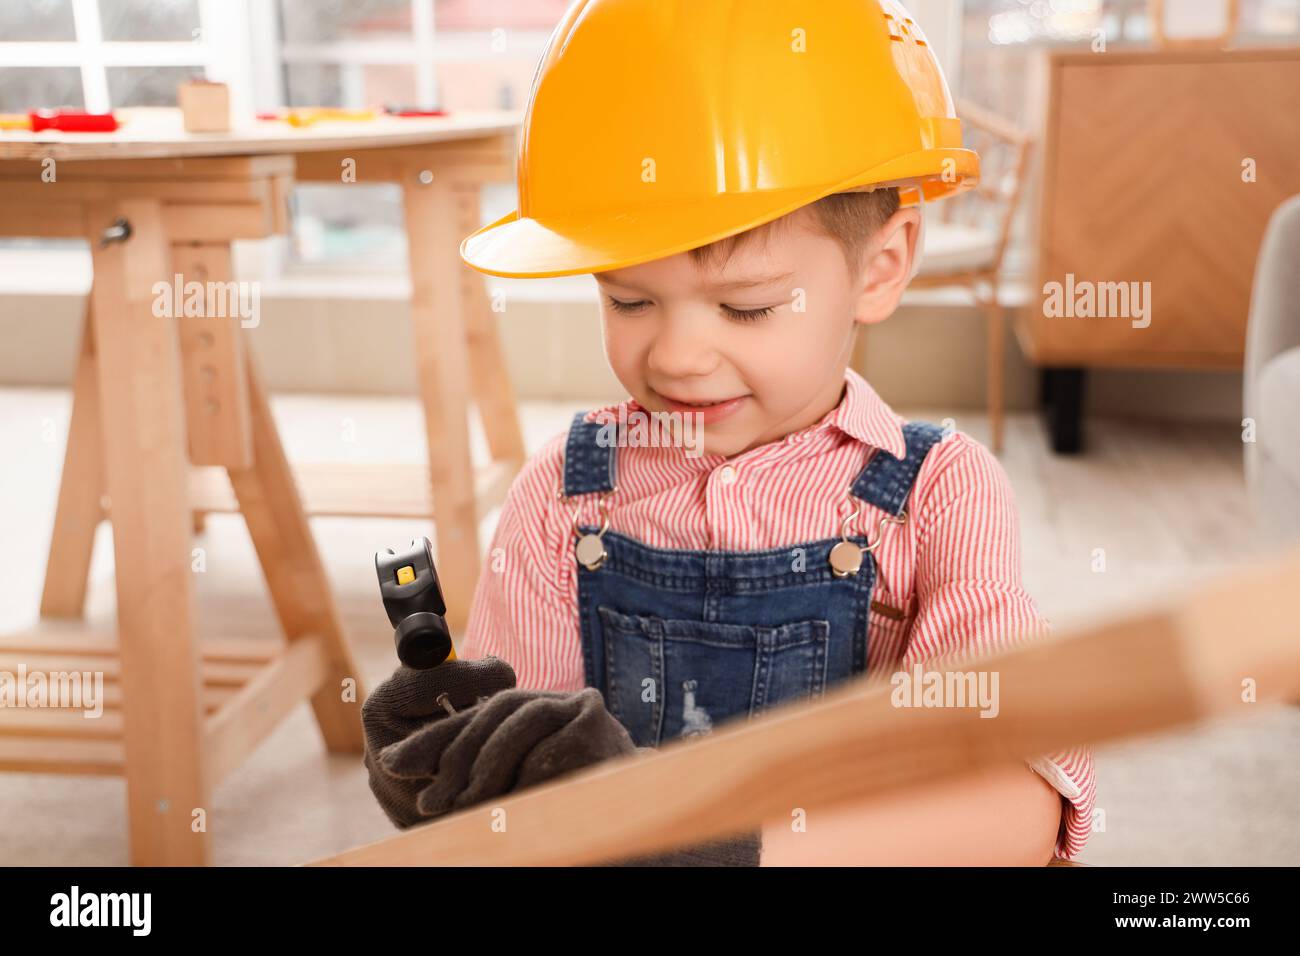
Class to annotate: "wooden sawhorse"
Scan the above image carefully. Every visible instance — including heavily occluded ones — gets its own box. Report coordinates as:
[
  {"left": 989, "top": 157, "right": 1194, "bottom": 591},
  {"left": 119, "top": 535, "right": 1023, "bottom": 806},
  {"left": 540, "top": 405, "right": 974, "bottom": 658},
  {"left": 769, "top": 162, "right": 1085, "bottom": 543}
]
[{"left": 0, "top": 154, "right": 363, "bottom": 865}]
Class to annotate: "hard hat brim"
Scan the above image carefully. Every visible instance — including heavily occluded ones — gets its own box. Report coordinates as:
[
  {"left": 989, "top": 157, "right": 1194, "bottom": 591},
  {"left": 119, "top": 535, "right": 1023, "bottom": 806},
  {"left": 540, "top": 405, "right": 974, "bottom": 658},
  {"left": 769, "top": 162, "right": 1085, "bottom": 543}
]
[{"left": 460, "top": 148, "right": 978, "bottom": 279}]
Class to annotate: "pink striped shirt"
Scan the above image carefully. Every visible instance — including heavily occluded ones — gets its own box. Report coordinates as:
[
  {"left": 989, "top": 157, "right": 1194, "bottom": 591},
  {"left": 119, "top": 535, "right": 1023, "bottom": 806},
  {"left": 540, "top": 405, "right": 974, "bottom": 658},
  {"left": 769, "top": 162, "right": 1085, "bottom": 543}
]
[{"left": 462, "top": 366, "right": 1097, "bottom": 859}]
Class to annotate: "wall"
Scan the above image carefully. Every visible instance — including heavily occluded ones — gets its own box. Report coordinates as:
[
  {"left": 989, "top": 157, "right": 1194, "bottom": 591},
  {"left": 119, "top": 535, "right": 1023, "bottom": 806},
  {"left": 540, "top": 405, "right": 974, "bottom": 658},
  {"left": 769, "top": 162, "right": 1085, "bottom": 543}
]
[{"left": 0, "top": 285, "right": 1244, "bottom": 427}]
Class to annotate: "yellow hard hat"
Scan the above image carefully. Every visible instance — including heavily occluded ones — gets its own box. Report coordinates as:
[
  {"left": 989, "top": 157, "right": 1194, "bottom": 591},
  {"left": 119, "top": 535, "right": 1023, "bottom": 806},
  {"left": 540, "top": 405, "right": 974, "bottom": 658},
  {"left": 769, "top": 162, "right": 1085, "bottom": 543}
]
[{"left": 461, "top": 0, "right": 978, "bottom": 279}]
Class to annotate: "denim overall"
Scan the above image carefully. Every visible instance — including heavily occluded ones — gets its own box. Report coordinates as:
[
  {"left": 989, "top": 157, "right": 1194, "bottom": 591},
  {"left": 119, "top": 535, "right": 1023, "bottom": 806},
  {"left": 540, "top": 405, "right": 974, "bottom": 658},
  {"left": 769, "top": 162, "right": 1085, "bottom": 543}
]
[{"left": 561, "top": 411, "right": 948, "bottom": 748}]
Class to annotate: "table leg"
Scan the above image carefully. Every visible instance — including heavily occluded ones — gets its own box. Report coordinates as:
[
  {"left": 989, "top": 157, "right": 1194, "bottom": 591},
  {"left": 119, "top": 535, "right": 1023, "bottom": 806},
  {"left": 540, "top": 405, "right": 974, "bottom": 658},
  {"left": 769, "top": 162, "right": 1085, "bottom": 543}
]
[
  {"left": 40, "top": 306, "right": 106, "bottom": 618},
  {"left": 403, "top": 174, "right": 480, "bottom": 634},
  {"left": 172, "top": 242, "right": 254, "bottom": 470},
  {"left": 227, "top": 351, "right": 366, "bottom": 751},
  {"left": 455, "top": 181, "right": 525, "bottom": 472},
  {"left": 86, "top": 198, "right": 210, "bottom": 865}
]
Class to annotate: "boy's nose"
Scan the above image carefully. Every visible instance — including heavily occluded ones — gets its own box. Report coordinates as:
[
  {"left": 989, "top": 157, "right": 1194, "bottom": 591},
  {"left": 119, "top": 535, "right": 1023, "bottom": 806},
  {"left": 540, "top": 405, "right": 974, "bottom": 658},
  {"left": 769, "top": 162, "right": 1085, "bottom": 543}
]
[
  {"left": 646, "top": 322, "right": 720, "bottom": 382},
  {"left": 647, "top": 335, "right": 722, "bottom": 382}
]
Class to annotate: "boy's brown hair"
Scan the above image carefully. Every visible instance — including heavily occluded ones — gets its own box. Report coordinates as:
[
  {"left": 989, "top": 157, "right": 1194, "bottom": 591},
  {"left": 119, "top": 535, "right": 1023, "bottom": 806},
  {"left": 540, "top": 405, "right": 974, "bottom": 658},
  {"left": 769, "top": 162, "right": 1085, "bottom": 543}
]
[{"left": 688, "top": 187, "right": 901, "bottom": 277}]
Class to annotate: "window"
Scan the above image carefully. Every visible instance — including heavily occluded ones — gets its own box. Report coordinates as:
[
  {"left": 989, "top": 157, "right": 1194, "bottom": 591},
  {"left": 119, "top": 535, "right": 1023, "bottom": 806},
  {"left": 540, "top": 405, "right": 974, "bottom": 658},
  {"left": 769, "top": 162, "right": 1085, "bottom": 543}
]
[
  {"left": 0, "top": 0, "right": 208, "bottom": 112},
  {"left": 0, "top": 0, "right": 561, "bottom": 286},
  {"left": 273, "top": 0, "right": 561, "bottom": 274}
]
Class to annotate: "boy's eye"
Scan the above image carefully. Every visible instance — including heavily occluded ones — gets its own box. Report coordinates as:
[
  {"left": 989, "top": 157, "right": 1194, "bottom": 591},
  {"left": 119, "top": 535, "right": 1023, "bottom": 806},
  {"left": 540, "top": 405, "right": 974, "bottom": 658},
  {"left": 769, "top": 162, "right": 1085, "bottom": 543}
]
[
  {"left": 603, "top": 295, "right": 774, "bottom": 323},
  {"left": 722, "top": 304, "right": 776, "bottom": 323},
  {"left": 605, "top": 296, "right": 650, "bottom": 315}
]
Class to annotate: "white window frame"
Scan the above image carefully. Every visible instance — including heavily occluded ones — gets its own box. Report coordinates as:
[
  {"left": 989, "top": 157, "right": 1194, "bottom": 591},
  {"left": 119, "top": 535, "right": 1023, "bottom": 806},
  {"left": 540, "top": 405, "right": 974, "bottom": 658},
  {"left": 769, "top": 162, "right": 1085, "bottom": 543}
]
[
  {"left": 268, "top": 0, "right": 548, "bottom": 285},
  {"left": 274, "top": 0, "right": 553, "bottom": 110},
  {"left": 0, "top": 0, "right": 256, "bottom": 113}
]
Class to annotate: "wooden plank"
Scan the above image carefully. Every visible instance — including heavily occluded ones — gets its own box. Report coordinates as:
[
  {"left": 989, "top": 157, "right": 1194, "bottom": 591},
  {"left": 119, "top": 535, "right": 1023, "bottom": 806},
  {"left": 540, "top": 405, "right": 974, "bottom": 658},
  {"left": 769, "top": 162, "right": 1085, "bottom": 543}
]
[
  {"left": 0, "top": 654, "right": 262, "bottom": 685},
  {"left": 0, "top": 631, "right": 279, "bottom": 664},
  {"left": 0, "top": 653, "right": 122, "bottom": 679},
  {"left": 204, "top": 635, "right": 330, "bottom": 787},
  {"left": 86, "top": 196, "right": 210, "bottom": 865},
  {"left": 171, "top": 242, "right": 254, "bottom": 469},
  {"left": 191, "top": 459, "right": 515, "bottom": 520},
  {"left": 0, "top": 202, "right": 86, "bottom": 238},
  {"left": 0, "top": 738, "right": 123, "bottom": 776},
  {"left": 200, "top": 661, "right": 264, "bottom": 688},
  {"left": 198, "top": 640, "right": 280, "bottom": 664},
  {"left": 0, "top": 179, "right": 274, "bottom": 203},
  {"left": 96, "top": 683, "right": 241, "bottom": 714},
  {"left": 0, "top": 154, "right": 294, "bottom": 181},
  {"left": 0, "top": 679, "right": 235, "bottom": 715},
  {"left": 161, "top": 202, "right": 275, "bottom": 242},
  {"left": 311, "top": 545, "right": 1300, "bottom": 866},
  {"left": 292, "top": 138, "right": 513, "bottom": 184},
  {"left": 0, "top": 709, "right": 123, "bottom": 740},
  {"left": 40, "top": 317, "right": 106, "bottom": 618},
  {"left": 202, "top": 686, "right": 241, "bottom": 713}
]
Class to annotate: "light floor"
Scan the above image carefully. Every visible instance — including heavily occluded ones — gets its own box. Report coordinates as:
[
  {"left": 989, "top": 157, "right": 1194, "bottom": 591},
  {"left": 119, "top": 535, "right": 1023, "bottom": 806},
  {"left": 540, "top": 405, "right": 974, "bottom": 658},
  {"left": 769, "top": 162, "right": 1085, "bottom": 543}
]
[{"left": 0, "top": 386, "right": 1296, "bottom": 866}]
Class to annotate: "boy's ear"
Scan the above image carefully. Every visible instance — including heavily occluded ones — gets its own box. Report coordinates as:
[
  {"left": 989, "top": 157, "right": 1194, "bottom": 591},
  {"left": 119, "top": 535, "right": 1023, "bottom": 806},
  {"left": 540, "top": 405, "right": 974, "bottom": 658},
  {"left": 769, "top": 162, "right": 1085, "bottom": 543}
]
[{"left": 852, "top": 208, "right": 922, "bottom": 326}]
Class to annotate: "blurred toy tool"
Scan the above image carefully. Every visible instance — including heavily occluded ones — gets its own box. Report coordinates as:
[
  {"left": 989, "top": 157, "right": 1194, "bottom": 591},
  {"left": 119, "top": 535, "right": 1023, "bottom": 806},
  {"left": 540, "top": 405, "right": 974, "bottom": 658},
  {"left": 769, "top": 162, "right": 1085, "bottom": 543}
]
[
  {"left": 0, "top": 109, "right": 119, "bottom": 132},
  {"left": 376, "top": 537, "right": 455, "bottom": 669},
  {"left": 256, "top": 108, "right": 377, "bottom": 128},
  {"left": 383, "top": 106, "right": 448, "bottom": 117}
]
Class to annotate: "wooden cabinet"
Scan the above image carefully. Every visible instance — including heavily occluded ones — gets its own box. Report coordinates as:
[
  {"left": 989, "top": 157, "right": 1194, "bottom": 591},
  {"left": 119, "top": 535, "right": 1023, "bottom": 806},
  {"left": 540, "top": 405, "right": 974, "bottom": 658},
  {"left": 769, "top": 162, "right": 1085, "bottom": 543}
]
[{"left": 1018, "top": 47, "right": 1300, "bottom": 371}]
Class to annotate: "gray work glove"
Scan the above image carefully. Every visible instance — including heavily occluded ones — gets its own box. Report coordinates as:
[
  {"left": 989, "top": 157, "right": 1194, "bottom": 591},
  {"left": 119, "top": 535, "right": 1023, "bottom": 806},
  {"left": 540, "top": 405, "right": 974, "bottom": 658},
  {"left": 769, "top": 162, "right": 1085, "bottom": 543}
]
[
  {"left": 361, "top": 655, "right": 518, "bottom": 828},
  {"left": 361, "top": 656, "right": 761, "bottom": 866}
]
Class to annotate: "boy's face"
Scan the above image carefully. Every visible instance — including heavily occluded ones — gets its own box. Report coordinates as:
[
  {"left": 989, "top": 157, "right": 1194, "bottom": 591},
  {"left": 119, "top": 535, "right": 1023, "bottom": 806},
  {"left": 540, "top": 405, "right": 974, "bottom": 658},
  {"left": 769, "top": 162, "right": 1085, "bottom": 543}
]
[{"left": 594, "top": 206, "right": 920, "bottom": 458}]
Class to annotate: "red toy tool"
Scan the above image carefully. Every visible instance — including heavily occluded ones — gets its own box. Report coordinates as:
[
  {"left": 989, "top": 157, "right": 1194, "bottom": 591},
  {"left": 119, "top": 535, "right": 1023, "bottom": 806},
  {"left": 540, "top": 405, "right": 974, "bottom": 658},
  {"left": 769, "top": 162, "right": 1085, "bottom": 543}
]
[{"left": 28, "top": 109, "right": 119, "bottom": 132}]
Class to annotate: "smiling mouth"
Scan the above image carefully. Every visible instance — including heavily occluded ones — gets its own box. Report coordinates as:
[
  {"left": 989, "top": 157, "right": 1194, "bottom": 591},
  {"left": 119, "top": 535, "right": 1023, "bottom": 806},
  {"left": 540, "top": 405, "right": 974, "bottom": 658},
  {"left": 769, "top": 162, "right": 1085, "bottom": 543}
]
[{"left": 655, "top": 390, "right": 747, "bottom": 408}]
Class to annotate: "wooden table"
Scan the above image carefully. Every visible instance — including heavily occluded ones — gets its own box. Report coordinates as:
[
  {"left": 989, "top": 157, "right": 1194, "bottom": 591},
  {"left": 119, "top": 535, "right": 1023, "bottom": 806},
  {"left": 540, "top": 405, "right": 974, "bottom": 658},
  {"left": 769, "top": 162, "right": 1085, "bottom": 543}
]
[{"left": 0, "top": 107, "right": 525, "bottom": 864}]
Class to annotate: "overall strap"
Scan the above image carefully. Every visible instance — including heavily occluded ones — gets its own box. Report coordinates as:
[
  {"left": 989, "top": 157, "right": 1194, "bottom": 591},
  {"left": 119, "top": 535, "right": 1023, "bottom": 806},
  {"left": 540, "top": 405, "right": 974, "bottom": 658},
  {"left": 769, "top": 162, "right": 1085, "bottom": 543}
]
[
  {"left": 849, "top": 420, "right": 948, "bottom": 517},
  {"left": 562, "top": 409, "right": 617, "bottom": 496}
]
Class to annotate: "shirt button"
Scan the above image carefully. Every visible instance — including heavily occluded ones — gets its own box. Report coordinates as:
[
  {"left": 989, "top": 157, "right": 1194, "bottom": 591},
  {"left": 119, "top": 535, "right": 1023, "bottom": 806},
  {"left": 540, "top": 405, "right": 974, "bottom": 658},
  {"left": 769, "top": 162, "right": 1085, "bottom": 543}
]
[{"left": 719, "top": 464, "right": 738, "bottom": 485}]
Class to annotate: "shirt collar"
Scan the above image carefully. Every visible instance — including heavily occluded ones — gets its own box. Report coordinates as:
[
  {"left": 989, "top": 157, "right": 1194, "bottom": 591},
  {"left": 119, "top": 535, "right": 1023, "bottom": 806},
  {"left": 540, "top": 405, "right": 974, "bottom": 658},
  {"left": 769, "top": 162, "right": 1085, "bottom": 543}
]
[{"left": 823, "top": 367, "right": 908, "bottom": 461}]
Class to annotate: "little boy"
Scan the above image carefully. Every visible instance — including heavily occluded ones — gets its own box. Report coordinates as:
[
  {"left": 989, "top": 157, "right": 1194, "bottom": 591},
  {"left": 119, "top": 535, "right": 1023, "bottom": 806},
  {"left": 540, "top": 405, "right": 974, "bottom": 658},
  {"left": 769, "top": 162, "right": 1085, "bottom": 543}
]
[{"left": 366, "top": 0, "right": 1095, "bottom": 864}]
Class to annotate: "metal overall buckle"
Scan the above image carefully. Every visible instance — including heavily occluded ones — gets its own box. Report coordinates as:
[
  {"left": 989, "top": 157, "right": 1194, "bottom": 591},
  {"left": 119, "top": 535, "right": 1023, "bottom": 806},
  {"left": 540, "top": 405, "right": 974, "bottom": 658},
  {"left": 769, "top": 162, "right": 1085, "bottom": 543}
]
[
  {"left": 829, "top": 505, "right": 908, "bottom": 579},
  {"left": 557, "top": 484, "right": 617, "bottom": 571}
]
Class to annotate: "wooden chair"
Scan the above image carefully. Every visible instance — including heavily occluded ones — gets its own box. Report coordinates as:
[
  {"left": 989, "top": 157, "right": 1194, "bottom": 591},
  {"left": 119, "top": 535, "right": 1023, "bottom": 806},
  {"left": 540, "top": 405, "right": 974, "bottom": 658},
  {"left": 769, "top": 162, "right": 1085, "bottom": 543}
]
[
  {"left": 312, "top": 543, "right": 1300, "bottom": 866},
  {"left": 902, "top": 99, "right": 1034, "bottom": 454}
]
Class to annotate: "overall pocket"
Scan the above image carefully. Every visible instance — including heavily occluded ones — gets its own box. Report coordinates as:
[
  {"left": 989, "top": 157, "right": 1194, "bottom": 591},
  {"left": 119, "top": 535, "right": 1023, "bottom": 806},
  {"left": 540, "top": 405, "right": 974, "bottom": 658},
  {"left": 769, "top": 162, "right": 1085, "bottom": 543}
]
[{"left": 595, "top": 605, "right": 831, "bottom": 747}]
